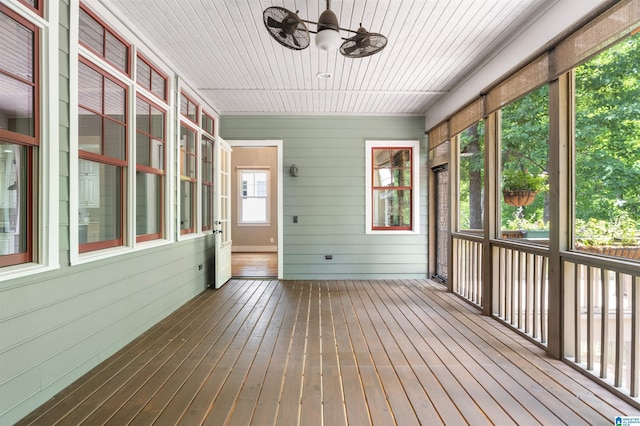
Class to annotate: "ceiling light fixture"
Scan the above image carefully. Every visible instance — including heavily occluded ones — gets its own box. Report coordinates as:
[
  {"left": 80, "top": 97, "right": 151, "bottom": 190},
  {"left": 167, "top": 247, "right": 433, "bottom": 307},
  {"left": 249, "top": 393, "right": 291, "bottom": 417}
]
[
  {"left": 316, "top": 71, "right": 333, "bottom": 79},
  {"left": 263, "top": 0, "right": 387, "bottom": 58}
]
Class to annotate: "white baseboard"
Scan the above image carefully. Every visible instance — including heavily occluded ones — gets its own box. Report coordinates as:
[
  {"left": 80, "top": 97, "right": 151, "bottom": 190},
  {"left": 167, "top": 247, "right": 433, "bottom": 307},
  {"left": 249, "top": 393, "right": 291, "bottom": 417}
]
[{"left": 232, "top": 245, "right": 277, "bottom": 253}]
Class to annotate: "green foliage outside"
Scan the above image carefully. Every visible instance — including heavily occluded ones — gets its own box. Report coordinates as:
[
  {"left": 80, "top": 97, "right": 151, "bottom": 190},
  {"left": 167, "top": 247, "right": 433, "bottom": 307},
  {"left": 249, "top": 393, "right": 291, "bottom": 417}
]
[
  {"left": 574, "top": 34, "right": 640, "bottom": 245},
  {"left": 458, "top": 33, "right": 640, "bottom": 248},
  {"left": 500, "top": 84, "right": 549, "bottom": 226},
  {"left": 458, "top": 121, "right": 485, "bottom": 230},
  {"left": 501, "top": 169, "right": 547, "bottom": 192}
]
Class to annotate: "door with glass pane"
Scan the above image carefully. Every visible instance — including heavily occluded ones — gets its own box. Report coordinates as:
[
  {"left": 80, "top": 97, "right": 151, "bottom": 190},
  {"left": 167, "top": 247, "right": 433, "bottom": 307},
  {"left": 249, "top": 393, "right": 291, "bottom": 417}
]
[
  {"left": 214, "top": 137, "right": 232, "bottom": 288},
  {"left": 435, "top": 165, "right": 449, "bottom": 282}
]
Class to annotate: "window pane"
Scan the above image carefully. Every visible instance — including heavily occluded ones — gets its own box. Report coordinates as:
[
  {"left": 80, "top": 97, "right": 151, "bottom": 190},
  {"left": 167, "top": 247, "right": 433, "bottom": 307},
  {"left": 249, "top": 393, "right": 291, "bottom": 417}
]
[
  {"left": 136, "top": 58, "right": 151, "bottom": 89},
  {"left": 78, "top": 161, "right": 122, "bottom": 245},
  {"left": 373, "top": 189, "right": 411, "bottom": 228},
  {"left": 374, "top": 167, "right": 391, "bottom": 187},
  {"left": 180, "top": 125, "right": 196, "bottom": 178},
  {"left": 136, "top": 172, "right": 161, "bottom": 237},
  {"left": 0, "top": 143, "right": 29, "bottom": 256},
  {"left": 243, "top": 171, "right": 268, "bottom": 197},
  {"left": 202, "top": 113, "right": 214, "bottom": 135},
  {"left": 201, "top": 137, "right": 213, "bottom": 182},
  {"left": 151, "top": 70, "right": 166, "bottom": 100},
  {"left": 500, "top": 85, "right": 549, "bottom": 240},
  {"left": 202, "top": 184, "right": 212, "bottom": 230},
  {"left": 78, "top": 61, "right": 103, "bottom": 112},
  {"left": 19, "top": 0, "right": 37, "bottom": 9},
  {"left": 458, "top": 121, "right": 485, "bottom": 231},
  {"left": 105, "top": 31, "right": 128, "bottom": 73},
  {"left": 0, "top": 73, "right": 34, "bottom": 137},
  {"left": 136, "top": 98, "right": 151, "bottom": 134},
  {"left": 78, "top": 107, "right": 102, "bottom": 154},
  {"left": 79, "top": 8, "right": 104, "bottom": 55},
  {"left": 241, "top": 198, "right": 267, "bottom": 222},
  {"left": 103, "top": 119, "right": 126, "bottom": 160},
  {"left": 150, "top": 103, "right": 164, "bottom": 140},
  {"left": 180, "top": 93, "right": 189, "bottom": 117},
  {"left": 0, "top": 11, "right": 34, "bottom": 79},
  {"left": 151, "top": 139, "right": 164, "bottom": 170},
  {"left": 574, "top": 34, "right": 640, "bottom": 260},
  {"left": 180, "top": 180, "right": 193, "bottom": 232},
  {"left": 136, "top": 133, "right": 151, "bottom": 166},
  {"left": 373, "top": 149, "right": 411, "bottom": 187},
  {"left": 104, "top": 78, "right": 126, "bottom": 123}
]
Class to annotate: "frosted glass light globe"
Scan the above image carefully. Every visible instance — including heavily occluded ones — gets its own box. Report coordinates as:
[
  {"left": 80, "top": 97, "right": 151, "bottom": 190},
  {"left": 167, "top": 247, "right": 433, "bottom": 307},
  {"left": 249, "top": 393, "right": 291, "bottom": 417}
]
[{"left": 315, "top": 29, "right": 342, "bottom": 51}]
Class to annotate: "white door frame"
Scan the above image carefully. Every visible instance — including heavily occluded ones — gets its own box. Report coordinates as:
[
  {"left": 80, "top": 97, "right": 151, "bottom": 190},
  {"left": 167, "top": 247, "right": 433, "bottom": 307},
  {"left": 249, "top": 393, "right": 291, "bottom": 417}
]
[
  {"left": 214, "top": 137, "right": 233, "bottom": 288},
  {"left": 227, "top": 139, "right": 283, "bottom": 279}
]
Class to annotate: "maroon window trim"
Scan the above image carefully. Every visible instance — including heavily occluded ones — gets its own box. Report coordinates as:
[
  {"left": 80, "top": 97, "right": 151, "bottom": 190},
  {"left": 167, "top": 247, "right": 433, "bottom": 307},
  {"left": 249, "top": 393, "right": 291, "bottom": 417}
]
[
  {"left": 78, "top": 56, "right": 129, "bottom": 165},
  {"left": 0, "top": 147, "right": 34, "bottom": 267},
  {"left": 371, "top": 146, "right": 414, "bottom": 231},
  {"left": 135, "top": 94, "right": 166, "bottom": 242},
  {"left": 180, "top": 91, "right": 199, "bottom": 125},
  {"left": 0, "top": 5, "right": 40, "bottom": 147},
  {"left": 78, "top": 165, "right": 125, "bottom": 253},
  {"left": 78, "top": 55, "right": 127, "bottom": 253},
  {"left": 180, "top": 123, "right": 197, "bottom": 235},
  {"left": 201, "top": 137, "right": 214, "bottom": 231},
  {"left": 201, "top": 111, "right": 215, "bottom": 136},
  {"left": 0, "top": 6, "right": 39, "bottom": 267},
  {"left": 79, "top": 3, "right": 131, "bottom": 76},
  {"left": 135, "top": 93, "right": 166, "bottom": 173},
  {"left": 135, "top": 173, "right": 164, "bottom": 243},
  {"left": 18, "top": 0, "right": 43, "bottom": 17},
  {"left": 136, "top": 53, "right": 169, "bottom": 102}
]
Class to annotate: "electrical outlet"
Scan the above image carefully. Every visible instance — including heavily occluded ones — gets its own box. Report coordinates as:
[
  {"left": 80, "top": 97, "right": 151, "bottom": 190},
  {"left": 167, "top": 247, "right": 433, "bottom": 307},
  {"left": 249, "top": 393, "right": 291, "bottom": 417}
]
[
  {"left": 198, "top": 264, "right": 203, "bottom": 270},
  {"left": 325, "top": 255, "right": 333, "bottom": 260},
  {"left": 293, "top": 216, "right": 298, "bottom": 223},
  {"left": 270, "top": 237, "right": 274, "bottom": 243}
]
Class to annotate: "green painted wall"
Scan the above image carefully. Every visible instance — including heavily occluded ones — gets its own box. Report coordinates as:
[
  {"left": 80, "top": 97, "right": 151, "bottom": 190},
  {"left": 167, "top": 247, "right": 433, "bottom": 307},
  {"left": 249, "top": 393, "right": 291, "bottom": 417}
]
[
  {"left": 0, "top": 2, "right": 215, "bottom": 423},
  {"left": 221, "top": 115, "right": 429, "bottom": 279}
]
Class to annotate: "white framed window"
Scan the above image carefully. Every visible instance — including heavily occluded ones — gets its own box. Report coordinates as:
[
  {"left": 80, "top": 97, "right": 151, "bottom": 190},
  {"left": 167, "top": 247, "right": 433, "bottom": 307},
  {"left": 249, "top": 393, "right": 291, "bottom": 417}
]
[
  {"left": 0, "top": 1, "right": 60, "bottom": 279},
  {"left": 365, "top": 140, "right": 420, "bottom": 234},
  {"left": 237, "top": 168, "right": 270, "bottom": 225}
]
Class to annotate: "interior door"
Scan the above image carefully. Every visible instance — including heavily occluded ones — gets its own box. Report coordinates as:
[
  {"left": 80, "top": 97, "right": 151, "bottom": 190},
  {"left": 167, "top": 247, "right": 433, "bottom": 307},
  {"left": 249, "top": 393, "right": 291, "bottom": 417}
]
[{"left": 214, "top": 137, "right": 232, "bottom": 288}]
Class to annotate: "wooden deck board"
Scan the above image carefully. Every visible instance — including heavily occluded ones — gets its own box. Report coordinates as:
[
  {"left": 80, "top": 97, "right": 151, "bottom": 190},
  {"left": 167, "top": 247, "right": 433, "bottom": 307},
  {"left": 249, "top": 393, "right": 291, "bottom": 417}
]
[{"left": 17, "top": 279, "right": 640, "bottom": 426}]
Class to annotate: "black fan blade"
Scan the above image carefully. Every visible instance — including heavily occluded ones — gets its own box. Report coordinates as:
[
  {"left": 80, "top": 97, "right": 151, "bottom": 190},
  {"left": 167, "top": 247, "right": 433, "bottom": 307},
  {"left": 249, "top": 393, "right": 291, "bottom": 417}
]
[
  {"left": 267, "top": 16, "right": 283, "bottom": 29},
  {"left": 292, "top": 35, "right": 300, "bottom": 47},
  {"left": 343, "top": 44, "right": 359, "bottom": 55}
]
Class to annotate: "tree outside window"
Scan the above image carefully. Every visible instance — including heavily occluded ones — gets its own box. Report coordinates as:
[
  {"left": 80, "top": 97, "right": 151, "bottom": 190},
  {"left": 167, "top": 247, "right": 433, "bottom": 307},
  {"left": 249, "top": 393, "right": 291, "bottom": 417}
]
[{"left": 574, "top": 33, "right": 640, "bottom": 259}]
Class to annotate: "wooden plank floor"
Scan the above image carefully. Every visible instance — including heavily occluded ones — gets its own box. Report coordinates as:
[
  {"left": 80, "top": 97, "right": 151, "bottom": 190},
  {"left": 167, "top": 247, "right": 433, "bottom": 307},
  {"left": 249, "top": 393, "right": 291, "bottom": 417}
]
[
  {"left": 232, "top": 253, "right": 277, "bottom": 278},
  {"left": 17, "top": 279, "right": 640, "bottom": 425}
]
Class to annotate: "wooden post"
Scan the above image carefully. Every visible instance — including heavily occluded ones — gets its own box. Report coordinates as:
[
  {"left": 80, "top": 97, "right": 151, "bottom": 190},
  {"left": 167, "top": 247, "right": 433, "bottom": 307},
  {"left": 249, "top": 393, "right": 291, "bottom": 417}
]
[
  {"left": 483, "top": 112, "right": 497, "bottom": 316},
  {"left": 547, "top": 73, "right": 572, "bottom": 358}
]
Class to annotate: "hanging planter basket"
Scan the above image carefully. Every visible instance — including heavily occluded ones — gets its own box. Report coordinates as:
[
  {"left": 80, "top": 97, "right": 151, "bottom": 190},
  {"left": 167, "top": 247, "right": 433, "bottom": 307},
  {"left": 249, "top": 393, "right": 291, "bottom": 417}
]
[{"left": 503, "top": 190, "right": 538, "bottom": 207}]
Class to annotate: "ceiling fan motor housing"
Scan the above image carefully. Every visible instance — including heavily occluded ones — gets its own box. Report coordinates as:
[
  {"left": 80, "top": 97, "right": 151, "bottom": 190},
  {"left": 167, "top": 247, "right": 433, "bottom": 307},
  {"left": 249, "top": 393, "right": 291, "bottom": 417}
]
[{"left": 315, "top": 7, "right": 341, "bottom": 50}]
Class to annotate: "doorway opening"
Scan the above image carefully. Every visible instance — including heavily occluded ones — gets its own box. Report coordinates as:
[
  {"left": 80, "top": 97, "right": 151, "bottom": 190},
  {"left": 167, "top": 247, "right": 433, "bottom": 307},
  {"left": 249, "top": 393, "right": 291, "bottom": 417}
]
[{"left": 227, "top": 140, "right": 283, "bottom": 279}]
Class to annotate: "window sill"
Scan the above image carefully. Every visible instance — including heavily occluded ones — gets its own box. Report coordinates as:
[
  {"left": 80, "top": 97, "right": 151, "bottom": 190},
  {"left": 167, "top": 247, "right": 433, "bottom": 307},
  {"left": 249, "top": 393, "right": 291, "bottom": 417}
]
[
  {"left": 237, "top": 222, "right": 271, "bottom": 227},
  {"left": 366, "top": 229, "right": 420, "bottom": 235},
  {"left": 0, "top": 262, "right": 61, "bottom": 282}
]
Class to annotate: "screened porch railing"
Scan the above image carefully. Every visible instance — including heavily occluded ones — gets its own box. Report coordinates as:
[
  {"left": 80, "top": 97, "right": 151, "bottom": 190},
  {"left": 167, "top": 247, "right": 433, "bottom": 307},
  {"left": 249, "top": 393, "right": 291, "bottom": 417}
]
[
  {"left": 452, "top": 234, "right": 483, "bottom": 307},
  {"left": 492, "top": 242, "right": 549, "bottom": 347},
  {"left": 563, "top": 253, "right": 640, "bottom": 400}
]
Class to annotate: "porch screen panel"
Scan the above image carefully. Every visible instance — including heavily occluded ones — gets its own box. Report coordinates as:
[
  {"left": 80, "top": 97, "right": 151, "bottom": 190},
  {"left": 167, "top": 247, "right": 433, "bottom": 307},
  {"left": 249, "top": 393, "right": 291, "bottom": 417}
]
[
  {"left": 552, "top": 0, "right": 640, "bottom": 78},
  {"left": 486, "top": 53, "right": 550, "bottom": 115}
]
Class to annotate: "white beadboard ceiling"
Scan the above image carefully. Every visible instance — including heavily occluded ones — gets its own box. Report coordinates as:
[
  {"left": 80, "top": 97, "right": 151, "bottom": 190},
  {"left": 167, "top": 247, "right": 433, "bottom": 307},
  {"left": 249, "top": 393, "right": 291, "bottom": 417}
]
[{"left": 98, "top": 0, "right": 554, "bottom": 116}]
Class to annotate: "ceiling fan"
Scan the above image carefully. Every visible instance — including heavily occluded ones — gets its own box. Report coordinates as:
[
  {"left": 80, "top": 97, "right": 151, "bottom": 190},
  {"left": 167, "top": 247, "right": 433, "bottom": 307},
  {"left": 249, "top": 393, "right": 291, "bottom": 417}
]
[{"left": 263, "top": 0, "right": 387, "bottom": 58}]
